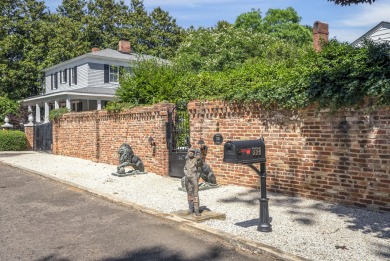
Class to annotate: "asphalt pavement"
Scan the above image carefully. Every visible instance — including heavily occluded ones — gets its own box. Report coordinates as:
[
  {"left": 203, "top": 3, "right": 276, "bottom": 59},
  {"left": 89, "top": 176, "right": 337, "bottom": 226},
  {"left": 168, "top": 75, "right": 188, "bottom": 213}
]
[
  {"left": 0, "top": 163, "right": 276, "bottom": 261},
  {"left": 0, "top": 151, "right": 389, "bottom": 261}
]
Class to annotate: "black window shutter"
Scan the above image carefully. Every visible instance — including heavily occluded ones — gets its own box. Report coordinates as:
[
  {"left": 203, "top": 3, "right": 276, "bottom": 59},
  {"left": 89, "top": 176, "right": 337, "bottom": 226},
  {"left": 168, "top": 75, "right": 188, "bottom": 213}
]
[
  {"left": 64, "top": 69, "right": 67, "bottom": 82},
  {"left": 74, "top": 66, "right": 77, "bottom": 85},
  {"left": 54, "top": 72, "right": 58, "bottom": 89},
  {"left": 51, "top": 74, "right": 53, "bottom": 90},
  {"left": 104, "top": 64, "right": 109, "bottom": 83},
  {"left": 69, "top": 69, "right": 71, "bottom": 86}
]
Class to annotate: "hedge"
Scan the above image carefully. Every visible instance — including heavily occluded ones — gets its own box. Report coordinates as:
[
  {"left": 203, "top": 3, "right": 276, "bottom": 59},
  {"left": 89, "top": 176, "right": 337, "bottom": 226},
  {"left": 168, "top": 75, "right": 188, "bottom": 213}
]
[{"left": 0, "top": 130, "right": 27, "bottom": 151}]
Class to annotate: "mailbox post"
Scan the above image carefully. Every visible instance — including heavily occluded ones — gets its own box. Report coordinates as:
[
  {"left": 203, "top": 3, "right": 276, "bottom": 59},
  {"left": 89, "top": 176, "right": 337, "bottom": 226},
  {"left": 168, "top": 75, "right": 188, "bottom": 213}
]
[{"left": 223, "top": 138, "right": 272, "bottom": 232}]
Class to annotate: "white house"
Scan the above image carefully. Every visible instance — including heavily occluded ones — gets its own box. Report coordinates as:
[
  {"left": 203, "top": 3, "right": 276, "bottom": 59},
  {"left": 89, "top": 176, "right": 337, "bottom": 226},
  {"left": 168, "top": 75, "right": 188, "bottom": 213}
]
[
  {"left": 22, "top": 40, "right": 156, "bottom": 123},
  {"left": 352, "top": 21, "right": 390, "bottom": 46}
]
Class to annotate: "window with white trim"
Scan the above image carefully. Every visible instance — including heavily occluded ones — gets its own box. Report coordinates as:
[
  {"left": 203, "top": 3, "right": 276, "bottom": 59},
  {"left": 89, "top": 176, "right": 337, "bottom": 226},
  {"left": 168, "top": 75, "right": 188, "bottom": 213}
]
[
  {"left": 109, "top": 65, "right": 119, "bottom": 83},
  {"left": 71, "top": 67, "right": 76, "bottom": 85},
  {"left": 60, "top": 70, "right": 67, "bottom": 83}
]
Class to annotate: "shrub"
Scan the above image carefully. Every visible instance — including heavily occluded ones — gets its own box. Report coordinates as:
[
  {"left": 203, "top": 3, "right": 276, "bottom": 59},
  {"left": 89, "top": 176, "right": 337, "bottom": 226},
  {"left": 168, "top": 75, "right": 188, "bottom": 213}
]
[
  {"left": 49, "top": 108, "right": 69, "bottom": 121},
  {"left": 0, "top": 130, "right": 27, "bottom": 151}
]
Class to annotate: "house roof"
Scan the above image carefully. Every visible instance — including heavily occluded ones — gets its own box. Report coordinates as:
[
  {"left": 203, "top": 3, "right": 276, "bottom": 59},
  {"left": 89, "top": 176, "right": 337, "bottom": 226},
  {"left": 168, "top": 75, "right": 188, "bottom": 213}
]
[
  {"left": 22, "top": 87, "right": 117, "bottom": 103},
  {"left": 70, "top": 87, "right": 117, "bottom": 95},
  {"left": 351, "top": 21, "right": 390, "bottom": 46},
  {"left": 43, "top": 48, "right": 164, "bottom": 72}
]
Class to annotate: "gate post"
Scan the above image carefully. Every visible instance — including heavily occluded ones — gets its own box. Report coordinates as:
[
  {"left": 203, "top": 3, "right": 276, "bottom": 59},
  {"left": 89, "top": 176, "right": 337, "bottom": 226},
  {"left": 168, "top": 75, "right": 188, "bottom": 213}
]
[{"left": 24, "top": 120, "right": 34, "bottom": 150}]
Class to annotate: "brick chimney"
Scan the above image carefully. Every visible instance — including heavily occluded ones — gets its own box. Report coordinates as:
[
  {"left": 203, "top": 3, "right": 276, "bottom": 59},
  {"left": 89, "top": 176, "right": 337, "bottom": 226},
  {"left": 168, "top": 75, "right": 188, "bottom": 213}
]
[
  {"left": 118, "top": 39, "right": 131, "bottom": 54},
  {"left": 313, "top": 21, "right": 329, "bottom": 52},
  {"left": 91, "top": 47, "right": 100, "bottom": 52}
]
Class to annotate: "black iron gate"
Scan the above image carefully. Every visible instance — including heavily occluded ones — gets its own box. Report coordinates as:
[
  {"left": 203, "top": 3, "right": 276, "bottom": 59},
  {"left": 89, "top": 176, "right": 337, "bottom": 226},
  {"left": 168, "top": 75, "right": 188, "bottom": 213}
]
[
  {"left": 34, "top": 122, "right": 52, "bottom": 151},
  {"left": 166, "top": 103, "right": 190, "bottom": 178}
]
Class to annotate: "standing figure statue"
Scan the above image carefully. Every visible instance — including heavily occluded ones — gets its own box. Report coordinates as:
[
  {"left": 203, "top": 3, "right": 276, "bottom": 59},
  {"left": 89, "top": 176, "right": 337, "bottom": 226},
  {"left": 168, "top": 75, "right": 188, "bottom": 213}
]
[{"left": 184, "top": 148, "right": 203, "bottom": 216}]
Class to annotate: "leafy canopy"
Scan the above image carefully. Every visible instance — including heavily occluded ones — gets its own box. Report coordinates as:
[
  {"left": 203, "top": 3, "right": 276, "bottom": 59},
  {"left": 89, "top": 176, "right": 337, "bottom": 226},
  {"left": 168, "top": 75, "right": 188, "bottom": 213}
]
[{"left": 328, "top": 0, "right": 375, "bottom": 5}]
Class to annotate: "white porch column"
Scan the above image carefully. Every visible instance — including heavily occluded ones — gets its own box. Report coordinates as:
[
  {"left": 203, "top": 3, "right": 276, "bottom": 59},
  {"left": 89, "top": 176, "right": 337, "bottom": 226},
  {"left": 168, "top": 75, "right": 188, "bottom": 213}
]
[
  {"left": 54, "top": 100, "right": 59, "bottom": 109},
  {"left": 44, "top": 102, "right": 49, "bottom": 123},
  {"left": 35, "top": 104, "right": 41, "bottom": 123},
  {"left": 66, "top": 98, "right": 71, "bottom": 111},
  {"left": 97, "top": 99, "right": 102, "bottom": 110}
]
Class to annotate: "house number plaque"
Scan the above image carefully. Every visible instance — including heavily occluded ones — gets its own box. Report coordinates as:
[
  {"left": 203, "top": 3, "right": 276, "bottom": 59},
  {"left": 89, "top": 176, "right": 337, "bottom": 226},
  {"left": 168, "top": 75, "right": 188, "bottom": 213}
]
[{"left": 213, "top": 133, "right": 223, "bottom": 145}]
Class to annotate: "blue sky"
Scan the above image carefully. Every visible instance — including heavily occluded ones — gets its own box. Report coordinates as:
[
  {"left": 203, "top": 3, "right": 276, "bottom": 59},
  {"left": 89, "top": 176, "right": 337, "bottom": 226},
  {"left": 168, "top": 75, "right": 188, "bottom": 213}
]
[{"left": 45, "top": 0, "right": 390, "bottom": 43}]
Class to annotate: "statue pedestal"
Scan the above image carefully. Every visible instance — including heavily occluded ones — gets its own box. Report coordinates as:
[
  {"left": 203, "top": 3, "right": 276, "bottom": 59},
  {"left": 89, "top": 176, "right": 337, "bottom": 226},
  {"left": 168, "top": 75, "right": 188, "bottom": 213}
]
[
  {"left": 172, "top": 207, "right": 226, "bottom": 223},
  {"left": 179, "top": 182, "right": 219, "bottom": 192},
  {"left": 112, "top": 170, "right": 147, "bottom": 177}
]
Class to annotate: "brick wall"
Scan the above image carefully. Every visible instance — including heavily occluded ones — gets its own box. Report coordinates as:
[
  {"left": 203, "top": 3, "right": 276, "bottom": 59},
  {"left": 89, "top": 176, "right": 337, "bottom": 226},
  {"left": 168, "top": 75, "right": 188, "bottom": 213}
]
[
  {"left": 52, "top": 102, "right": 174, "bottom": 176},
  {"left": 187, "top": 100, "right": 390, "bottom": 212},
  {"left": 25, "top": 126, "right": 33, "bottom": 150}
]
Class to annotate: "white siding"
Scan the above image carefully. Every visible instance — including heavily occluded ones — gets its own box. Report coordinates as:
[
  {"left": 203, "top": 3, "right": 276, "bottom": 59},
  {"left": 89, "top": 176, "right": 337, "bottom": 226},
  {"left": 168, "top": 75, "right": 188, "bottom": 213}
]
[
  {"left": 44, "top": 57, "right": 132, "bottom": 94},
  {"left": 88, "top": 63, "right": 117, "bottom": 88},
  {"left": 369, "top": 27, "right": 390, "bottom": 43},
  {"left": 88, "top": 62, "right": 130, "bottom": 88},
  {"left": 353, "top": 22, "right": 390, "bottom": 46},
  {"left": 45, "top": 63, "right": 88, "bottom": 94}
]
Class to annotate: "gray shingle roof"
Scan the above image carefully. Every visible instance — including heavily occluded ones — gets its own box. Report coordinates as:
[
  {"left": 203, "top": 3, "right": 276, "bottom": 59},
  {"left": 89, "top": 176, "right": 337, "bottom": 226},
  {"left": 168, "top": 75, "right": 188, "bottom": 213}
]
[
  {"left": 89, "top": 49, "right": 155, "bottom": 61},
  {"left": 71, "top": 87, "right": 117, "bottom": 95},
  {"left": 43, "top": 48, "right": 168, "bottom": 72}
]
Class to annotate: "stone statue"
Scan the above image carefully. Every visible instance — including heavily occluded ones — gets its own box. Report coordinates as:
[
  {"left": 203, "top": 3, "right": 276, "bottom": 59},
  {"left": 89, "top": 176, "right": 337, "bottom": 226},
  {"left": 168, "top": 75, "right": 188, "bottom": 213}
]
[
  {"left": 200, "top": 162, "right": 217, "bottom": 185},
  {"left": 113, "top": 143, "right": 145, "bottom": 176},
  {"left": 184, "top": 148, "right": 203, "bottom": 216},
  {"left": 181, "top": 161, "right": 218, "bottom": 191}
]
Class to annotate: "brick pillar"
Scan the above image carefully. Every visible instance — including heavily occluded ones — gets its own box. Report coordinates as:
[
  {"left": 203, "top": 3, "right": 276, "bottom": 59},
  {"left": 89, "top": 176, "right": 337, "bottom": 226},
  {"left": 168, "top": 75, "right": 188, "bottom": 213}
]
[
  {"left": 24, "top": 125, "right": 34, "bottom": 150},
  {"left": 313, "top": 21, "right": 329, "bottom": 52}
]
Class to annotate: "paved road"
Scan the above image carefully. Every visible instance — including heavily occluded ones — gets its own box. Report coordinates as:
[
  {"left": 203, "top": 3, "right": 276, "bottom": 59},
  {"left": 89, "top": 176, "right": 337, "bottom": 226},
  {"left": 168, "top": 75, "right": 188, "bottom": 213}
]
[{"left": 0, "top": 163, "right": 277, "bottom": 261}]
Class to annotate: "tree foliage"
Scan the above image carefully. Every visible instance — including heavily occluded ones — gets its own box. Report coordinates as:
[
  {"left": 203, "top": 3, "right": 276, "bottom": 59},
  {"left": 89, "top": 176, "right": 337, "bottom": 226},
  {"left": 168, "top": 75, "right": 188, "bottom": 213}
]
[
  {"left": 118, "top": 38, "right": 390, "bottom": 111},
  {"left": 0, "top": 0, "right": 183, "bottom": 101},
  {"left": 0, "top": 0, "right": 52, "bottom": 100},
  {"left": 328, "top": 0, "right": 375, "bottom": 5},
  {"left": 0, "top": 96, "right": 19, "bottom": 121},
  {"left": 307, "top": 40, "right": 390, "bottom": 110},
  {"left": 234, "top": 7, "right": 312, "bottom": 45},
  {"left": 174, "top": 23, "right": 308, "bottom": 73}
]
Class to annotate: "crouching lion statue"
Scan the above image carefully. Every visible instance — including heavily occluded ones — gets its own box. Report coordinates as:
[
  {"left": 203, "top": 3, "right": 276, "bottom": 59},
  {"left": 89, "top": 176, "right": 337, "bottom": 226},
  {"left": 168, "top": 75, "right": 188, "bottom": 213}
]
[{"left": 115, "top": 143, "right": 145, "bottom": 175}]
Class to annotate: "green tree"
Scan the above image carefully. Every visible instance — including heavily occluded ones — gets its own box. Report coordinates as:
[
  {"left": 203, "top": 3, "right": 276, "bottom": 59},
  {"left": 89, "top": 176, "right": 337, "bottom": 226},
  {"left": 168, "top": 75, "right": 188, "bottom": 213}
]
[
  {"left": 57, "top": 0, "right": 87, "bottom": 20},
  {"left": 328, "top": 0, "right": 375, "bottom": 5},
  {"left": 85, "top": 0, "right": 124, "bottom": 48},
  {"left": 234, "top": 7, "right": 311, "bottom": 45},
  {"left": 174, "top": 24, "right": 302, "bottom": 73},
  {"left": 124, "top": 0, "right": 152, "bottom": 54},
  {"left": 0, "top": 0, "right": 51, "bottom": 100},
  {"left": 234, "top": 8, "right": 263, "bottom": 32},
  {"left": 0, "top": 96, "right": 19, "bottom": 122},
  {"left": 149, "top": 7, "right": 184, "bottom": 59},
  {"left": 44, "top": 14, "right": 90, "bottom": 67},
  {"left": 117, "top": 59, "right": 180, "bottom": 105}
]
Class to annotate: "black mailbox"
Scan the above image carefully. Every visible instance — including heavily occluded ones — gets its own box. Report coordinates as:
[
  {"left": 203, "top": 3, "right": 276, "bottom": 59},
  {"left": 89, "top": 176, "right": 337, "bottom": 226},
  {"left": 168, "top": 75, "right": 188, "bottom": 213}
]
[{"left": 223, "top": 139, "right": 266, "bottom": 164}]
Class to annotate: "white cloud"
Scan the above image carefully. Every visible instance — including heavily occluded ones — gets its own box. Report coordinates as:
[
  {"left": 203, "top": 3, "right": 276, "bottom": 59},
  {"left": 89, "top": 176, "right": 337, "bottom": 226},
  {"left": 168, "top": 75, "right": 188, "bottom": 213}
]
[
  {"left": 143, "top": 0, "right": 233, "bottom": 8},
  {"left": 341, "top": 3, "right": 390, "bottom": 27}
]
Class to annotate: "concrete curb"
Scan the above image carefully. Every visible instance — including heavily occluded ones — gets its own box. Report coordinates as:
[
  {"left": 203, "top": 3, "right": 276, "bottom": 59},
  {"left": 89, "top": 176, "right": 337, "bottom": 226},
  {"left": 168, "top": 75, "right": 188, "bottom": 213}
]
[{"left": 6, "top": 163, "right": 309, "bottom": 261}]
